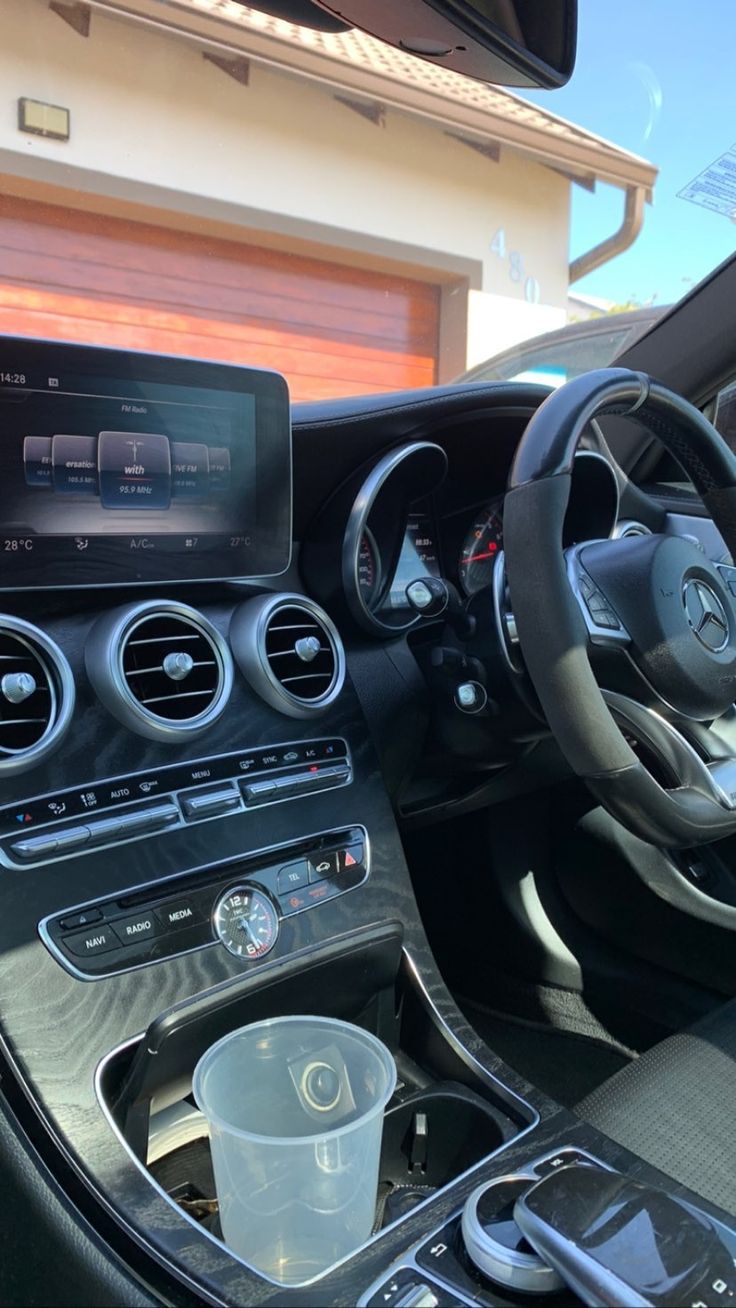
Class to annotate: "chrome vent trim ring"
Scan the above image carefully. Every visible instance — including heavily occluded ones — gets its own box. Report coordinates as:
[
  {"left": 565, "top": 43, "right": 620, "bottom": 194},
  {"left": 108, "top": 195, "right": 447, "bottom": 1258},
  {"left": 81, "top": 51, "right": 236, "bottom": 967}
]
[
  {"left": 0, "top": 616, "right": 74, "bottom": 775},
  {"left": 612, "top": 519, "right": 653, "bottom": 539},
  {"left": 230, "top": 594, "right": 345, "bottom": 718},
  {"left": 85, "top": 601, "right": 233, "bottom": 742}
]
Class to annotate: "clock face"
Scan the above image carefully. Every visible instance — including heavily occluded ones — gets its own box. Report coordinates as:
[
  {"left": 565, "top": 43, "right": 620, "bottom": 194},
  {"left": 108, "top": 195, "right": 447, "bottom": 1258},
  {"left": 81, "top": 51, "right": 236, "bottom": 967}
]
[{"left": 213, "top": 885, "right": 280, "bottom": 959}]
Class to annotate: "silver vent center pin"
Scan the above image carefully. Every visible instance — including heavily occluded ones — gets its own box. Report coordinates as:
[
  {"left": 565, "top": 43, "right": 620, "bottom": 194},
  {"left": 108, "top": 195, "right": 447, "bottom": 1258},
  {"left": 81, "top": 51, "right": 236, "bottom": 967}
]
[
  {"left": 162, "top": 651, "right": 195, "bottom": 681},
  {"left": 295, "top": 635, "right": 321, "bottom": 663},
  {"left": 1, "top": 671, "right": 37, "bottom": 703}
]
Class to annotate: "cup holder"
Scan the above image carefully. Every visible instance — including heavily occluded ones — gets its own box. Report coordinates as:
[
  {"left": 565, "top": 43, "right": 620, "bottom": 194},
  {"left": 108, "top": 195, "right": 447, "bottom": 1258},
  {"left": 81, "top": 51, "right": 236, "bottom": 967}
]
[{"left": 144, "top": 1078, "right": 507, "bottom": 1242}]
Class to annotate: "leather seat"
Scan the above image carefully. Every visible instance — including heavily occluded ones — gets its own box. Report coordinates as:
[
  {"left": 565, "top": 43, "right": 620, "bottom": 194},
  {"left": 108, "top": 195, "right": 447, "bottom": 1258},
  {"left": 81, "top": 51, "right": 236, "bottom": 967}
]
[{"left": 576, "top": 997, "right": 736, "bottom": 1214}]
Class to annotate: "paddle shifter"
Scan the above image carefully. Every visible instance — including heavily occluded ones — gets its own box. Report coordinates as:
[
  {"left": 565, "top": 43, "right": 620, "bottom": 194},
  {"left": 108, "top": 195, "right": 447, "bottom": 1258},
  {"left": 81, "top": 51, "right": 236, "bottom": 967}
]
[{"left": 513, "top": 1162, "right": 736, "bottom": 1307}]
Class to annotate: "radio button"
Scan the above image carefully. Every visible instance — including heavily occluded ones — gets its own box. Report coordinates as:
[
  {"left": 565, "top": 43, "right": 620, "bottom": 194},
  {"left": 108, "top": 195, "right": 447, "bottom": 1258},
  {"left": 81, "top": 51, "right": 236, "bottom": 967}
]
[{"left": 111, "top": 913, "right": 159, "bottom": 947}]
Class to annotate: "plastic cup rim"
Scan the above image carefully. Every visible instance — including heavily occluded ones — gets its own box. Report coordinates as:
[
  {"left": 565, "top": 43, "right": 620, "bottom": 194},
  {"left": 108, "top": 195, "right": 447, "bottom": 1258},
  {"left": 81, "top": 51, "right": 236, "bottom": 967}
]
[{"left": 191, "top": 1014, "right": 398, "bottom": 1147}]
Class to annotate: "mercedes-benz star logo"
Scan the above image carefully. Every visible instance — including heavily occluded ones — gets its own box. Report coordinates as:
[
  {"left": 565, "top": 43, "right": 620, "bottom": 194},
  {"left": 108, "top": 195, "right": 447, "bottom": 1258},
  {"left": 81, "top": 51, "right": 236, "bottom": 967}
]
[{"left": 683, "top": 579, "right": 730, "bottom": 652}]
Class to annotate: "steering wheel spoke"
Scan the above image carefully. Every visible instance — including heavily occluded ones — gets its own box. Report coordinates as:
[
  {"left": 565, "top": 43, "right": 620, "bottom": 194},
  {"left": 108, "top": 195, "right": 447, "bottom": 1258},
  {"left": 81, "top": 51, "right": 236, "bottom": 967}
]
[{"left": 602, "top": 690, "right": 736, "bottom": 811}]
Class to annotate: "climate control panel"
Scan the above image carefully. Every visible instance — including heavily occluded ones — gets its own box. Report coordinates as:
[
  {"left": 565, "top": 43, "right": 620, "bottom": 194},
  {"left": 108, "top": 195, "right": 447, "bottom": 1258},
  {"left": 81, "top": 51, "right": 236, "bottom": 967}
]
[
  {"left": 40, "top": 826, "right": 368, "bottom": 978},
  {"left": 0, "top": 737, "right": 350, "bottom": 867}
]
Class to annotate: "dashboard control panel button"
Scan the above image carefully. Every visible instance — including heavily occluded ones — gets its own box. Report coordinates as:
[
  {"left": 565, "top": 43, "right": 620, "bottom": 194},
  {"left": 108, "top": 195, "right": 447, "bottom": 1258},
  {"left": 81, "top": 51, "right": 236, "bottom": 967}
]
[
  {"left": 42, "top": 824, "right": 368, "bottom": 978},
  {"left": 180, "top": 786, "right": 241, "bottom": 819},
  {"left": 63, "top": 925, "right": 119, "bottom": 958},
  {"left": 111, "top": 913, "right": 160, "bottom": 947},
  {"left": 341, "top": 842, "right": 365, "bottom": 872},
  {"left": 156, "top": 899, "right": 201, "bottom": 931},
  {"left": 308, "top": 851, "right": 339, "bottom": 882},
  {"left": 277, "top": 861, "right": 309, "bottom": 895},
  {"left": 59, "top": 907, "right": 103, "bottom": 931}
]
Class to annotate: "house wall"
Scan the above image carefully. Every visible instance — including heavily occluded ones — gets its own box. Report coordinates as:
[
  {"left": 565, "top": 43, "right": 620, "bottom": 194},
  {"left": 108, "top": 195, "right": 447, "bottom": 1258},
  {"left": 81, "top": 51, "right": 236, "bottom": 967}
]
[{"left": 0, "top": 0, "right": 570, "bottom": 375}]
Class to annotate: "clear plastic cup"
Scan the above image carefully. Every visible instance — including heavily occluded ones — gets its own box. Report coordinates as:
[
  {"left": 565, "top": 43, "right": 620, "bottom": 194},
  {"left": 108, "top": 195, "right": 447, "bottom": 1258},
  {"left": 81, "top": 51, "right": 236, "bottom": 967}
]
[{"left": 192, "top": 1015, "right": 397, "bottom": 1285}]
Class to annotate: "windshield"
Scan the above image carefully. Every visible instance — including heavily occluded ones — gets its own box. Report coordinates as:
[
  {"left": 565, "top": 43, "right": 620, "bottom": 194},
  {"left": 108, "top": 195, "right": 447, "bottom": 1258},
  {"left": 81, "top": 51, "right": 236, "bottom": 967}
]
[{"left": 2, "top": 0, "right": 733, "bottom": 401}]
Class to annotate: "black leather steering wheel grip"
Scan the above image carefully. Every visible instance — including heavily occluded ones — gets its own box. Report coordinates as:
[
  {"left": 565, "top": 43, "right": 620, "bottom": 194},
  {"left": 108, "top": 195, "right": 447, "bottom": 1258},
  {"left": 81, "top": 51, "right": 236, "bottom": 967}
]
[{"left": 503, "top": 367, "right": 736, "bottom": 847}]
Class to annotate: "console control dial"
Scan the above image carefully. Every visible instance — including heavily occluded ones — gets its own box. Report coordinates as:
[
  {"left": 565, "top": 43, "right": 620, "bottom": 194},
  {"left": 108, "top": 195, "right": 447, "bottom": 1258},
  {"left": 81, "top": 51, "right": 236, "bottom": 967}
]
[
  {"left": 461, "top": 1175, "right": 563, "bottom": 1295},
  {"left": 213, "top": 885, "right": 279, "bottom": 959}
]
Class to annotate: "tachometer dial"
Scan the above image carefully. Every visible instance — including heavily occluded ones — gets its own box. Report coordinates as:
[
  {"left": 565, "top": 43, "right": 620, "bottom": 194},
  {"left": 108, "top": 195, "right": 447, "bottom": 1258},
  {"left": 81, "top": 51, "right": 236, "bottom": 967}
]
[
  {"left": 213, "top": 885, "right": 279, "bottom": 959},
  {"left": 358, "top": 528, "right": 380, "bottom": 607},
  {"left": 459, "top": 503, "right": 504, "bottom": 595}
]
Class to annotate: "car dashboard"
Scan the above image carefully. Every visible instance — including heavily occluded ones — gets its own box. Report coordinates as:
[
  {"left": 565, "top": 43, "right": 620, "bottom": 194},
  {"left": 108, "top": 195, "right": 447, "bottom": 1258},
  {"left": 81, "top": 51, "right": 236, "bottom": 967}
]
[{"left": 0, "top": 335, "right": 727, "bottom": 1307}]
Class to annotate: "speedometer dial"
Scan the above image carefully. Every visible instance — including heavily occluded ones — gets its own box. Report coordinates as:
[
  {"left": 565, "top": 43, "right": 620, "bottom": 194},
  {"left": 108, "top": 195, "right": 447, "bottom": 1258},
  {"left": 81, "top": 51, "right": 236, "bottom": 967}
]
[{"left": 459, "top": 502, "right": 504, "bottom": 595}]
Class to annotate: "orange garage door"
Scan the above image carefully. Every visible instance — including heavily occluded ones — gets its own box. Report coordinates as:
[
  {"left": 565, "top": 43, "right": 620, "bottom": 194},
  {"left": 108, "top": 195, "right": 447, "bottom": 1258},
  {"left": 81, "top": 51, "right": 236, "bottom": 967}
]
[{"left": 0, "top": 196, "right": 440, "bottom": 402}]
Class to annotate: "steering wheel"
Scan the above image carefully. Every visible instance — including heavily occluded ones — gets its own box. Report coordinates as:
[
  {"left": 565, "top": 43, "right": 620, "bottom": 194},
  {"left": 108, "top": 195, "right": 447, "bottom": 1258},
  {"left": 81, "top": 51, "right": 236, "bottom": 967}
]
[{"left": 503, "top": 367, "right": 736, "bottom": 848}]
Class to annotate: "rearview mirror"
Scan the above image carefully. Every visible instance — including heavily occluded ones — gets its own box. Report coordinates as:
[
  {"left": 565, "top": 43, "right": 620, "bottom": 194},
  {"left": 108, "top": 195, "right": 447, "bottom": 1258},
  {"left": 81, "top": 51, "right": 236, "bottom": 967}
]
[{"left": 312, "top": 0, "right": 577, "bottom": 88}]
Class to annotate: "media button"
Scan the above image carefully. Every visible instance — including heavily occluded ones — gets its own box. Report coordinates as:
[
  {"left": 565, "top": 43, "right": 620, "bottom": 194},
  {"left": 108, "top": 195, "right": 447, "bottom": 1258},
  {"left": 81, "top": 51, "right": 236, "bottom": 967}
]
[{"left": 156, "top": 899, "right": 201, "bottom": 932}]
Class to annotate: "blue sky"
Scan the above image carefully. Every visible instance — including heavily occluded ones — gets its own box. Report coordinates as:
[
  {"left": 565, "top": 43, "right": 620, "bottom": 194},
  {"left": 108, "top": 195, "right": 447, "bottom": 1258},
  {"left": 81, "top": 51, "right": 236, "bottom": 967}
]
[{"left": 523, "top": 0, "right": 736, "bottom": 307}]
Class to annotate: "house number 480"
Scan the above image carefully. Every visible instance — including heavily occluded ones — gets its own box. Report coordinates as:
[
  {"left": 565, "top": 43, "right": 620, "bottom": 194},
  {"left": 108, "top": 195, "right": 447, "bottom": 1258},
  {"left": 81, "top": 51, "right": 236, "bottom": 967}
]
[{"left": 490, "top": 229, "right": 541, "bottom": 303}]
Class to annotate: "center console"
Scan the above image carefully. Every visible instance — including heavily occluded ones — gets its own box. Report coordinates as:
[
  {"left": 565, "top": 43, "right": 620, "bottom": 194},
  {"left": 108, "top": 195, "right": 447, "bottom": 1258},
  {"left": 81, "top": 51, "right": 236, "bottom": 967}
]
[{"left": 0, "top": 340, "right": 734, "bottom": 1308}]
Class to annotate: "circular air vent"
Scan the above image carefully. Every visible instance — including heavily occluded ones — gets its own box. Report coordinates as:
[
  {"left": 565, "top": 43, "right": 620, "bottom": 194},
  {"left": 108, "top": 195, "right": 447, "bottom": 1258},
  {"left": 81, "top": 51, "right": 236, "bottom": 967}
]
[
  {"left": 85, "top": 601, "right": 233, "bottom": 741},
  {"left": 0, "top": 616, "right": 74, "bottom": 775},
  {"left": 612, "top": 520, "right": 653, "bottom": 539},
  {"left": 230, "top": 594, "right": 345, "bottom": 718}
]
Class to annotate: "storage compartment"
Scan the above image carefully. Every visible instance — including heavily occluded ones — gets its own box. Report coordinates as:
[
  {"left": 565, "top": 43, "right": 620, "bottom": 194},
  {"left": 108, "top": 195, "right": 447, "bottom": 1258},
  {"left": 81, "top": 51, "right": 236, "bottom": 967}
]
[{"left": 98, "top": 925, "right": 532, "bottom": 1281}]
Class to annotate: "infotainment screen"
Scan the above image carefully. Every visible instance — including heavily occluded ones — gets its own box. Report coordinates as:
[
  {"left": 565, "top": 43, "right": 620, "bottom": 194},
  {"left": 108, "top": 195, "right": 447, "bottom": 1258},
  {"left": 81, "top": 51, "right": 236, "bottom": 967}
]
[{"left": 0, "top": 338, "right": 291, "bottom": 589}]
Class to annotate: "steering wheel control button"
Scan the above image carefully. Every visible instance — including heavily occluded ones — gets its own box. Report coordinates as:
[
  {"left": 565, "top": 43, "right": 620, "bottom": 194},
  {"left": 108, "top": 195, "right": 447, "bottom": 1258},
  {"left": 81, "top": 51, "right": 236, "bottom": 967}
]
[
  {"left": 63, "top": 925, "right": 119, "bottom": 958},
  {"left": 454, "top": 680, "right": 487, "bottom": 713},
  {"left": 461, "top": 1176, "right": 564, "bottom": 1294},
  {"left": 277, "top": 861, "right": 309, "bottom": 894},
  {"left": 582, "top": 585, "right": 622, "bottom": 630},
  {"left": 111, "top": 913, "right": 160, "bottom": 947},
  {"left": 308, "top": 850, "right": 339, "bottom": 882}
]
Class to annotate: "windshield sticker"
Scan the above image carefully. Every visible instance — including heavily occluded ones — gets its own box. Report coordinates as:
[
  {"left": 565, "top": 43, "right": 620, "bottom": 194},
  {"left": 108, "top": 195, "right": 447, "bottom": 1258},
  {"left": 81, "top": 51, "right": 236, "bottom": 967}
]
[{"left": 678, "top": 145, "right": 736, "bottom": 219}]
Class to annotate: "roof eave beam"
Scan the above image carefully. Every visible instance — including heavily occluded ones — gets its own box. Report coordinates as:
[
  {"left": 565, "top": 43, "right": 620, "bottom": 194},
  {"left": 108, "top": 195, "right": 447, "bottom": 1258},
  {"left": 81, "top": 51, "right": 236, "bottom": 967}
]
[
  {"left": 569, "top": 184, "right": 647, "bottom": 285},
  {"left": 49, "top": 0, "right": 91, "bottom": 35}
]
